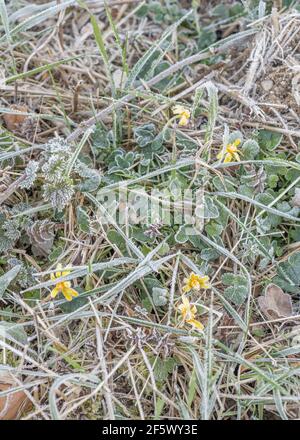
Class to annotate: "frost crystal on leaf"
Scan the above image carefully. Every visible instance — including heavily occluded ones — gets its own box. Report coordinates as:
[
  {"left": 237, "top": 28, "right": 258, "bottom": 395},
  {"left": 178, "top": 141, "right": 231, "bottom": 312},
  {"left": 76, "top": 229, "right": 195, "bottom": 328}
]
[
  {"left": 43, "top": 179, "right": 74, "bottom": 211},
  {"left": 41, "top": 137, "right": 75, "bottom": 211},
  {"left": 2, "top": 218, "right": 22, "bottom": 240},
  {"left": 19, "top": 160, "right": 39, "bottom": 189},
  {"left": 7, "top": 258, "right": 36, "bottom": 288},
  {"left": 46, "top": 136, "right": 71, "bottom": 155},
  {"left": 42, "top": 155, "right": 67, "bottom": 183}
]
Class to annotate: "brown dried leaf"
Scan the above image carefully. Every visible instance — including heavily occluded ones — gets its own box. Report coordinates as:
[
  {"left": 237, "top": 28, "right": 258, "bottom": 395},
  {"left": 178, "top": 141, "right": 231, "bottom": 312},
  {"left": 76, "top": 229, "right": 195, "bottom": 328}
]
[
  {"left": 3, "top": 104, "right": 28, "bottom": 133},
  {"left": 27, "top": 220, "right": 55, "bottom": 257},
  {"left": 257, "top": 283, "right": 293, "bottom": 319},
  {"left": 0, "top": 372, "right": 30, "bottom": 420}
]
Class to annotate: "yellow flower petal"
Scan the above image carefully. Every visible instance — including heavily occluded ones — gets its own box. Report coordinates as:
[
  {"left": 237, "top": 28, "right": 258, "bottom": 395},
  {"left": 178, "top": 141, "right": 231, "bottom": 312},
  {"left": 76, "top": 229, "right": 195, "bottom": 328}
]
[
  {"left": 181, "top": 295, "right": 190, "bottom": 308},
  {"left": 62, "top": 287, "right": 73, "bottom": 301},
  {"left": 50, "top": 286, "right": 61, "bottom": 298},
  {"left": 172, "top": 105, "right": 190, "bottom": 126},
  {"left": 172, "top": 105, "right": 185, "bottom": 115},
  {"left": 187, "top": 318, "right": 204, "bottom": 330},
  {"left": 178, "top": 292, "right": 204, "bottom": 330},
  {"left": 62, "top": 286, "right": 78, "bottom": 301},
  {"left": 178, "top": 303, "right": 185, "bottom": 312},
  {"left": 199, "top": 275, "right": 210, "bottom": 289},
  {"left": 191, "top": 305, "right": 197, "bottom": 315},
  {"left": 224, "top": 153, "right": 232, "bottom": 163},
  {"left": 69, "top": 288, "right": 79, "bottom": 298},
  {"left": 217, "top": 139, "right": 242, "bottom": 164},
  {"left": 55, "top": 263, "right": 62, "bottom": 278},
  {"left": 179, "top": 115, "right": 189, "bottom": 126}
]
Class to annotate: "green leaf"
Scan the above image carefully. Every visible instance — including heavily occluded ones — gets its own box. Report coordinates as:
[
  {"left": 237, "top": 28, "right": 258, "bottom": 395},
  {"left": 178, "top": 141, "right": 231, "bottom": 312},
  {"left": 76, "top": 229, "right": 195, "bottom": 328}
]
[
  {"left": 174, "top": 225, "right": 190, "bottom": 244},
  {"left": 90, "top": 14, "right": 109, "bottom": 66},
  {"left": 228, "top": 130, "right": 243, "bottom": 145},
  {"left": 205, "top": 81, "right": 218, "bottom": 144},
  {"left": 48, "top": 245, "right": 64, "bottom": 262},
  {"left": 0, "top": 321, "right": 27, "bottom": 345},
  {"left": 242, "top": 139, "right": 260, "bottom": 159},
  {"left": 174, "top": 131, "right": 198, "bottom": 150},
  {"left": 205, "top": 221, "right": 223, "bottom": 237},
  {"left": 151, "top": 356, "right": 178, "bottom": 382},
  {"left": 0, "top": 0, "right": 11, "bottom": 44},
  {"left": 5, "top": 55, "right": 81, "bottom": 84},
  {"left": 274, "top": 252, "right": 300, "bottom": 293},
  {"left": 192, "top": 86, "right": 204, "bottom": 118},
  {"left": 200, "top": 247, "right": 220, "bottom": 261},
  {"left": 222, "top": 273, "right": 248, "bottom": 305},
  {"left": 0, "top": 265, "right": 21, "bottom": 298},
  {"left": 239, "top": 184, "right": 255, "bottom": 197},
  {"left": 258, "top": 130, "right": 282, "bottom": 151},
  {"left": 76, "top": 206, "right": 91, "bottom": 233},
  {"left": 92, "top": 125, "right": 111, "bottom": 151},
  {"left": 152, "top": 61, "right": 180, "bottom": 91},
  {"left": 1, "top": 0, "right": 76, "bottom": 42},
  {"left": 203, "top": 196, "right": 219, "bottom": 219},
  {"left": 135, "top": 4, "right": 148, "bottom": 17},
  {"left": 212, "top": 175, "right": 236, "bottom": 192},
  {"left": 268, "top": 174, "right": 279, "bottom": 189},
  {"left": 125, "top": 11, "right": 191, "bottom": 87},
  {"left": 134, "top": 123, "right": 157, "bottom": 148},
  {"left": 107, "top": 230, "right": 127, "bottom": 253},
  {"left": 152, "top": 287, "right": 168, "bottom": 306},
  {"left": 59, "top": 293, "right": 89, "bottom": 313},
  {"left": 105, "top": 4, "right": 128, "bottom": 74},
  {"left": 23, "top": 289, "right": 40, "bottom": 307},
  {"left": 89, "top": 12, "right": 115, "bottom": 96}
]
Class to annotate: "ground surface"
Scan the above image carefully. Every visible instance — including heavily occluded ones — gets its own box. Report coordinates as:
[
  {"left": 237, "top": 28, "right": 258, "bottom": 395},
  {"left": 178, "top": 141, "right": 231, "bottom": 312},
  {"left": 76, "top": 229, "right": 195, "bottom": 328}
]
[{"left": 0, "top": 0, "right": 300, "bottom": 420}]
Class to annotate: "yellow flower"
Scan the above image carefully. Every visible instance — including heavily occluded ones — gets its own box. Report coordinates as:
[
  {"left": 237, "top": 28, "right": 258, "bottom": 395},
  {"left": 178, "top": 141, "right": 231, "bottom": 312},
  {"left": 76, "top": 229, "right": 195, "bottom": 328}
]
[
  {"left": 217, "top": 139, "right": 241, "bottom": 163},
  {"left": 50, "top": 263, "right": 79, "bottom": 301},
  {"left": 178, "top": 295, "right": 204, "bottom": 330},
  {"left": 172, "top": 105, "right": 190, "bottom": 127},
  {"left": 183, "top": 272, "right": 210, "bottom": 293}
]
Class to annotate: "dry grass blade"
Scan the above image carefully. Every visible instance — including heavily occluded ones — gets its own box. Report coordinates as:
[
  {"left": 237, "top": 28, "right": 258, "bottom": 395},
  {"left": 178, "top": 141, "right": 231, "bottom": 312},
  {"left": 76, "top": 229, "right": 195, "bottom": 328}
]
[{"left": 1, "top": 0, "right": 300, "bottom": 421}]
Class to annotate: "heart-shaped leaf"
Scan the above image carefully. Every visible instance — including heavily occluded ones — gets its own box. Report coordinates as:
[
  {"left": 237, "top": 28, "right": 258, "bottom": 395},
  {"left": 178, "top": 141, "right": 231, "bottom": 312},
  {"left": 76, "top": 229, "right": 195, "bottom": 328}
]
[
  {"left": 257, "top": 284, "right": 293, "bottom": 319},
  {"left": 222, "top": 273, "right": 248, "bottom": 306}
]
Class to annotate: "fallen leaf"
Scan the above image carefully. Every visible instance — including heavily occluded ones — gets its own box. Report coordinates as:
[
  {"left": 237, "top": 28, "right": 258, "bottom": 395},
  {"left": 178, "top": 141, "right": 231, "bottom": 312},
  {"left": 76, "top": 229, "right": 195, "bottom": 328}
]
[
  {"left": 3, "top": 104, "right": 28, "bottom": 132},
  {"left": 257, "top": 283, "right": 293, "bottom": 319},
  {"left": 0, "top": 372, "right": 31, "bottom": 420},
  {"left": 27, "top": 220, "right": 55, "bottom": 257}
]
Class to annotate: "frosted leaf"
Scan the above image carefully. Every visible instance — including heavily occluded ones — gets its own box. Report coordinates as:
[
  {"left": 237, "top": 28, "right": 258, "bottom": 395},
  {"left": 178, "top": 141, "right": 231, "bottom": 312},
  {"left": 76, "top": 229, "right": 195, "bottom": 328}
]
[
  {"left": 42, "top": 155, "right": 67, "bottom": 183},
  {"left": 19, "top": 160, "right": 39, "bottom": 189},
  {"left": 43, "top": 179, "right": 74, "bottom": 211},
  {"left": 2, "top": 218, "right": 21, "bottom": 240},
  {"left": 46, "top": 136, "right": 71, "bottom": 155}
]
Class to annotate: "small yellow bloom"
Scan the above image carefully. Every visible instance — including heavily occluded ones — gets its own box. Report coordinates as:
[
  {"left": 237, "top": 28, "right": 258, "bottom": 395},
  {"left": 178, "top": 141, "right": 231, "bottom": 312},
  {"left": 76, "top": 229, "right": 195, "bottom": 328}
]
[
  {"left": 178, "top": 295, "right": 204, "bottom": 330},
  {"left": 50, "top": 263, "right": 78, "bottom": 302},
  {"left": 183, "top": 272, "right": 210, "bottom": 293},
  {"left": 172, "top": 105, "right": 190, "bottom": 127},
  {"left": 217, "top": 139, "right": 241, "bottom": 163}
]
